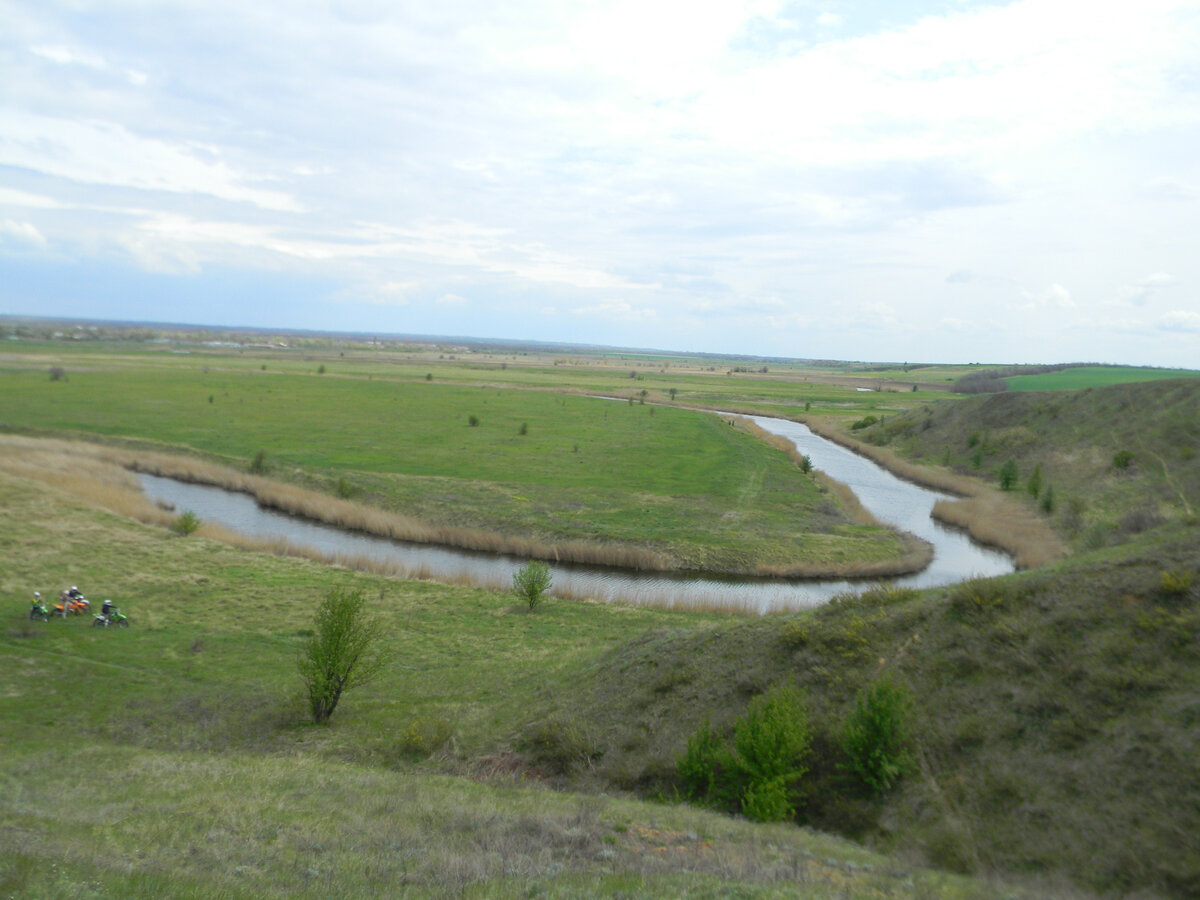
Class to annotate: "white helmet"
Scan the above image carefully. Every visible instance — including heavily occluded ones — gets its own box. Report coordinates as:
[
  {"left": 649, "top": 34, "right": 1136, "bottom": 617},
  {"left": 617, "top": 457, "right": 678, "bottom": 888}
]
[{"left": 34, "top": 591, "right": 41, "bottom": 598}]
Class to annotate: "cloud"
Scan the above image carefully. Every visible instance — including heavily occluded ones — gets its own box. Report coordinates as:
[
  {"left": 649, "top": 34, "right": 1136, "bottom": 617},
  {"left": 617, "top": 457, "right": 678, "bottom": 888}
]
[
  {"left": 1023, "top": 283, "right": 1075, "bottom": 309},
  {"left": 435, "top": 293, "right": 467, "bottom": 307},
  {"left": 1157, "top": 310, "right": 1200, "bottom": 333},
  {"left": 571, "top": 300, "right": 659, "bottom": 322},
  {"left": 0, "top": 112, "right": 303, "bottom": 212},
  {"left": 0, "top": 220, "right": 48, "bottom": 248}
]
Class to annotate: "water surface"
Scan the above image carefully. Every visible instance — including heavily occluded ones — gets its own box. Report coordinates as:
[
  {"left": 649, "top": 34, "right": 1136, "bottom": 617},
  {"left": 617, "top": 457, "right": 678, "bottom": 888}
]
[{"left": 138, "top": 415, "right": 1012, "bottom": 612}]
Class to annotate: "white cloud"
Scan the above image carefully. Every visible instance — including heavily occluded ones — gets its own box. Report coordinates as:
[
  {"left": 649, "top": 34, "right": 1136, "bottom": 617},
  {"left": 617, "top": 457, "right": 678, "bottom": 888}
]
[
  {"left": 0, "top": 219, "right": 47, "bottom": 248},
  {"left": 0, "top": 112, "right": 303, "bottom": 212},
  {"left": 435, "top": 293, "right": 467, "bottom": 307},
  {"left": 31, "top": 44, "right": 106, "bottom": 69}
]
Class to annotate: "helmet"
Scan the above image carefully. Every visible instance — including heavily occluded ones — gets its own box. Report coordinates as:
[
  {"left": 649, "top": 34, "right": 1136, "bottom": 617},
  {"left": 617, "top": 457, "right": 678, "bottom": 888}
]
[
  {"left": 72, "top": 586, "right": 78, "bottom": 591},
  {"left": 34, "top": 592, "right": 41, "bottom": 598}
]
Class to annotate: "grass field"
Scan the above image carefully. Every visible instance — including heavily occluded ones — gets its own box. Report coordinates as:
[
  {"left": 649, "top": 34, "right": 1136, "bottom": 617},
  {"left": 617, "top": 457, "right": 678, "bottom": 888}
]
[
  {"left": 4, "top": 327, "right": 1199, "bottom": 898},
  {"left": 0, "top": 341, "right": 930, "bottom": 576},
  {"left": 1005, "top": 366, "right": 1200, "bottom": 391},
  {"left": 0, "top": 453, "right": 1038, "bottom": 900}
]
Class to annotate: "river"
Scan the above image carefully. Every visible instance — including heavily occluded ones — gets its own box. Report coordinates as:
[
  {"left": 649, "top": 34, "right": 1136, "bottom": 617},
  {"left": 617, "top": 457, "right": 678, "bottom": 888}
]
[{"left": 137, "top": 415, "right": 1012, "bottom": 612}]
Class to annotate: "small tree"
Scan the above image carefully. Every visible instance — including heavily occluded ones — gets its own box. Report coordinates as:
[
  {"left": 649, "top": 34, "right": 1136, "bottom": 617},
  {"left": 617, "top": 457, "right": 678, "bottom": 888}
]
[
  {"left": 171, "top": 509, "right": 201, "bottom": 536},
  {"left": 841, "top": 679, "right": 914, "bottom": 794},
  {"left": 998, "top": 458, "right": 1019, "bottom": 490},
  {"left": 298, "top": 589, "right": 383, "bottom": 724},
  {"left": 1026, "top": 463, "right": 1043, "bottom": 498},
  {"left": 513, "top": 560, "right": 552, "bottom": 610}
]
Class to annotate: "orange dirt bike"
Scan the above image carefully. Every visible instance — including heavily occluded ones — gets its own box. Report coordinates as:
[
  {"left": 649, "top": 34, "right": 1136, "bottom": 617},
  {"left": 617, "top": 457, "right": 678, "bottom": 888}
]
[{"left": 51, "top": 596, "right": 90, "bottom": 617}]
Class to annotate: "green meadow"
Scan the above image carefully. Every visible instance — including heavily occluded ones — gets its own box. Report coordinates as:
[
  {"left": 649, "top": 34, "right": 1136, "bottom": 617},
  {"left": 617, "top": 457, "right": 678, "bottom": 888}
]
[
  {"left": 1006, "top": 365, "right": 1200, "bottom": 391},
  {"left": 4, "top": 328, "right": 1199, "bottom": 899},
  {"left": 0, "top": 457, "right": 1024, "bottom": 900},
  {"left": 0, "top": 342, "right": 928, "bottom": 575}
]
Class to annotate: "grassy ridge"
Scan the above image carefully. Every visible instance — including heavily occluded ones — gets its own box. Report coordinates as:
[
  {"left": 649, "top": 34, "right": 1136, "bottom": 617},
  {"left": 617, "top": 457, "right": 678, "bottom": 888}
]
[
  {"left": 536, "top": 528, "right": 1200, "bottom": 898},
  {"left": 852, "top": 378, "right": 1200, "bottom": 548},
  {"left": 0, "top": 351, "right": 922, "bottom": 575},
  {"left": 1006, "top": 366, "right": 1200, "bottom": 391},
  {"left": 1, "top": 463, "right": 1029, "bottom": 900}
]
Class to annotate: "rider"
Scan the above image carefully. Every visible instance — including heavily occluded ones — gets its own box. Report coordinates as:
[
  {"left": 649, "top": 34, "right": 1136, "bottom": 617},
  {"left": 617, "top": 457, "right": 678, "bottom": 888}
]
[{"left": 101, "top": 598, "right": 115, "bottom": 619}]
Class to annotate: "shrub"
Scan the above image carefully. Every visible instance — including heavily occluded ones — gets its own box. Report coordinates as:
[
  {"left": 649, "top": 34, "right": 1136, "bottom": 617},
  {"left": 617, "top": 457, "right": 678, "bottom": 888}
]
[
  {"left": 467, "top": 415, "right": 479, "bottom": 427},
  {"left": 841, "top": 679, "right": 914, "bottom": 794},
  {"left": 397, "top": 717, "right": 453, "bottom": 758},
  {"left": 998, "top": 458, "right": 1019, "bottom": 491},
  {"left": 1026, "top": 463, "right": 1043, "bottom": 498},
  {"left": 850, "top": 415, "right": 878, "bottom": 431},
  {"left": 678, "top": 684, "right": 812, "bottom": 822},
  {"left": 518, "top": 422, "right": 528, "bottom": 436},
  {"left": 799, "top": 454, "right": 813, "bottom": 474},
  {"left": 334, "top": 477, "right": 357, "bottom": 499},
  {"left": 1041, "top": 484, "right": 1056, "bottom": 514},
  {"left": 1160, "top": 569, "right": 1195, "bottom": 599},
  {"left": 513, "top": 560, "right": 552, "bottom": 610},
  {"left": 1113, "top": 449, "right": 1135, "bottom": 470},
  {"left": 171, "top": 509, "right": 201, "bottom": 536},
  {"left": 317, "top": 364, "right": 326, "bottom": 374},
  {"left": 49, "top": 366, "right": 66, "bottom": 381},
  {"left": 519, "top": 718, "right": 600, "bottom": 775},
  {"left": 297, "top": 589, "right": 383, "bottom": 724},
  {"left": 249, "top": 450, "right": 269, "bottom": 474}
]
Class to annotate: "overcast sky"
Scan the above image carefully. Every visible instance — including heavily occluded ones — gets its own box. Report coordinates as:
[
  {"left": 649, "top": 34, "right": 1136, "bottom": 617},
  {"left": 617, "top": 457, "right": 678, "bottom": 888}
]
[{"left": 2, "top": 0, "right": 1199, "bottom": 366}]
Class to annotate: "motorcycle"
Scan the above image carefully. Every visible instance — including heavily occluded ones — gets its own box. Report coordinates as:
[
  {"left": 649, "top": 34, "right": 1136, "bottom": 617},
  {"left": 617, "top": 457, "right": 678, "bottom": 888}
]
[
  {"left": 92, "top": 606, "right": 129, "bottom": 628},
  {"left": 29, "top": 600, "right": 49, "bottom": 622},
  {"left": 67, "top": 597, "right": 90, "bottom": 615}
]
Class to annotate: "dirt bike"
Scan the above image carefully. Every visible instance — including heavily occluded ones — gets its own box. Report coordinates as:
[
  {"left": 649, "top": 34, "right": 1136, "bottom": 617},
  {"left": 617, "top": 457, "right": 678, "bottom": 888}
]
[
  {"left": 67, "top": 597, "right": 90, "bottom": 615},
  {"left": 29, "top": 601, "right": 49, "bottom": 622},
  {"left": 92, "top": 607, "right": 129, "bottom": 628}
]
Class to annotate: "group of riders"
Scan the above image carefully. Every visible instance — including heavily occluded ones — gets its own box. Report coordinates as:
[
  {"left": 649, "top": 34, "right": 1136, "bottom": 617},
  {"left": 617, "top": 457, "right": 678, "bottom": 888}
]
[{"left": 29, "top": 587, "right": 127, "bottom": 627}]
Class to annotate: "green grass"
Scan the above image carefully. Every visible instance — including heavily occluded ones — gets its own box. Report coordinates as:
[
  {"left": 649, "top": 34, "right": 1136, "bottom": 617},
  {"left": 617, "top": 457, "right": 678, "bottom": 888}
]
[
  {"left": 0, "top": 464, "right": 1036, "bottom": 900},
  {"left": 1006, "top": 366, "right": 1200, "bottom": 391},
  {"left": 0, "top": 345, "right": 921, "bottom": 574}
]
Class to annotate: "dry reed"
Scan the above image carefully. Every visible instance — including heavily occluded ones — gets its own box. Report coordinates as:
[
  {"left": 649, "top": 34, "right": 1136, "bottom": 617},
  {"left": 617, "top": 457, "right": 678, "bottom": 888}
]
[{"left": 803, "top": 417, "right": 1067, "bottom": 568}]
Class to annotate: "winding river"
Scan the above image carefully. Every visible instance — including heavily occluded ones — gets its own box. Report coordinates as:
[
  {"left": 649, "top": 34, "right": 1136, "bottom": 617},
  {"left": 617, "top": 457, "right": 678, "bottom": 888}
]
[{"left": 137, "top": 415, "right": 1012, "bottom": 612}]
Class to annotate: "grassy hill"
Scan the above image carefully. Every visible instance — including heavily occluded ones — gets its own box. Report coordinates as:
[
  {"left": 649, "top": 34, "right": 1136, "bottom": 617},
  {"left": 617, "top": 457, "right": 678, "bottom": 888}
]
[
  {"left": 526, "top": 525, "right": 1200, "bottom": 898},
  {"left": 850, "top": 378, "right": 1200, "bottom": 550}
]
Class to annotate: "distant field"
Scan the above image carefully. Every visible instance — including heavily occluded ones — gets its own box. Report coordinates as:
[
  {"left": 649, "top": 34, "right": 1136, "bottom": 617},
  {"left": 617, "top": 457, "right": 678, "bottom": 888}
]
[
  {"left": 0, "top": 342, "right": 923, "bottom": 575},
  {"left": 1006, "top": 365, "right": 1200, "bottom": 391}
]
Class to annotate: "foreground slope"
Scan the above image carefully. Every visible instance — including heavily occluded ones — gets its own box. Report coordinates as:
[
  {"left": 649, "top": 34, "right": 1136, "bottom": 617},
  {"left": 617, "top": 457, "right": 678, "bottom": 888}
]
[{"left": 1, "top": 459, "right": 1028, "bottom": 900}]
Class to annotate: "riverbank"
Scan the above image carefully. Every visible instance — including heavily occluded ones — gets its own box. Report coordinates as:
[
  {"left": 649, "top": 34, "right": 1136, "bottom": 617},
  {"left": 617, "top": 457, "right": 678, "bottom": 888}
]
[
  {"left": 801, "top": 417, "right": 1065, "bottom": 568},
  {"left": 0, "top": 431, "right": 932, "bottom": 581}
]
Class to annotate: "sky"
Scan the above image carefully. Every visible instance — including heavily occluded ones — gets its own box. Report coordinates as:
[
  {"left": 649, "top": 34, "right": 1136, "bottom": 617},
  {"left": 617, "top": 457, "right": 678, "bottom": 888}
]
[{"left": 2, "top": 0, "right": 1199, "bottom": 367}]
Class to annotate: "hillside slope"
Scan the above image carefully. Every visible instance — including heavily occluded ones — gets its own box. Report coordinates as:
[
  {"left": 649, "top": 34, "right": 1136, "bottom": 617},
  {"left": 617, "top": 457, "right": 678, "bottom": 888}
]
[
  {"left": 854, "top": 378, "right": 1199, "bottom": 548},
  {"left": 525, "top": 526, "right": 1200, "bottom": 899}
]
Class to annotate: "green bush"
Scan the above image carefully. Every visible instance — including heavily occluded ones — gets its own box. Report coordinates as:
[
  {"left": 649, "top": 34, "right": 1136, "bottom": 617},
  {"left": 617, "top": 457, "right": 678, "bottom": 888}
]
[
  {"left": 850, "top": 415, "right": 878, "bottom": 431},
  {"left": 170, "top": 509, "right": 201, "bottom": 536},
  {"left": 397, "top": 717, "right": 453, "bottom": 759},
  {"left": 297, "top": 589, "right": 383, "bottom": 724},
  {"left": 998, "top": 458, "right": 1019, "bottom": 490},
  {"left": 512, "top": 560, "right": 552, "bottom": 610},
  {"left": 249, "top": 449, "right": 269, "bottom": 474},
  {"left": 519, "top": 718, "right": 601, "bottom": 775},
  {"left": 678, "top": 684, "right": 811, "bottom": 822},
  {"left": 841, "top": 679, "right": 914, "bottom": 794},
  {"left": 1113, "top": 449, "right": 1135, "bottom": 470}
]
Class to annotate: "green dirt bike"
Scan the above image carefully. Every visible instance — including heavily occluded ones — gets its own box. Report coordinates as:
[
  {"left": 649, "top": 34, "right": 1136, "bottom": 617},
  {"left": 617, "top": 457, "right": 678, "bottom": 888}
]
[
  {"left": 29, "top": 600, "right": 49, "bottom": 622},
  {"left": 92, "top": 606, "right": 129, "bottom": 628}
]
